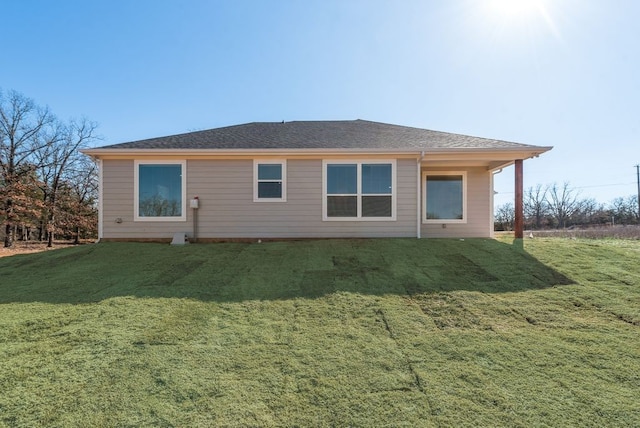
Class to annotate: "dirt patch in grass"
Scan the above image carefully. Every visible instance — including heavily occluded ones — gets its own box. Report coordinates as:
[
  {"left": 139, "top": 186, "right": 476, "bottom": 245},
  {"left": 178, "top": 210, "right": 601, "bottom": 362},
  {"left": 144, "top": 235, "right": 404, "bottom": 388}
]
[
  {"left": 0, "top": 242, "right": 54, "bottom": 258},
  {"left": 0, "top": 241, "right": 93, "bottom": 258}
]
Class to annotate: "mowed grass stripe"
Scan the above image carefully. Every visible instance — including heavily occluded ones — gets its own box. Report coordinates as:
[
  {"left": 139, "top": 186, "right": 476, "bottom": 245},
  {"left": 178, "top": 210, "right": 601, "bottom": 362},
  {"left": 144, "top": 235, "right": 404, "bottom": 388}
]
[{"left": 0, "top": 237, "right": 638, "bottom": 427}]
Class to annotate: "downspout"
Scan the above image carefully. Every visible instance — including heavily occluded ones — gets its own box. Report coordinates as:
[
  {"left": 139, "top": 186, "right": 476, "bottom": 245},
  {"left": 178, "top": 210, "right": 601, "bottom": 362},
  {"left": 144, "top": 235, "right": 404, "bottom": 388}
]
[
  {"left": 97, "top": 158, "right": 103, "bottom": 242},
  {"left": 417, "top": 151, "right": 425, "bottom": 238},
  {"left": 491, "top": 168, "right": 502, "bottom": 239}
]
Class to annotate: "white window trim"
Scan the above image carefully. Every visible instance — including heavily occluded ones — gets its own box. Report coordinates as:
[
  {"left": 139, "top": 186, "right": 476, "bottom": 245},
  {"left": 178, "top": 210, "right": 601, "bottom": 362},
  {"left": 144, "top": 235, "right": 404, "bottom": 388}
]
[
  {"left": 253, "top": 159, "right": 287, "bottom": 202},
  {"left": 322, "top": 159, "right": 397, "bottom": 222},
  {"left": 134, "top": 160, "right": 187, "bottom": 222},
  {"left": 423, "top": 171, "right": 467, "bottom": 224}
]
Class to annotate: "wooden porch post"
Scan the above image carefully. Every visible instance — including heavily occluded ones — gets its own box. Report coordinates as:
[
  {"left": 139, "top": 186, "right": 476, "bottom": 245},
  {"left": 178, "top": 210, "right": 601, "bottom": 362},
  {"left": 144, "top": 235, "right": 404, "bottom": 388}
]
[{"left": 514, "top": 159, "right": 524, "bottom": 239}]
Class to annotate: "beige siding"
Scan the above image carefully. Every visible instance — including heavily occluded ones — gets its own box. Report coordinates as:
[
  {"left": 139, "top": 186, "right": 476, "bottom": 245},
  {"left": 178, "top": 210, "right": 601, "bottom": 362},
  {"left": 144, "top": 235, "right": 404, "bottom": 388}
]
[
  {"left": 102, "top": 159, "right": 191, "bottom": 239},
  {"left": 101, "top": 158, "right": 418, "bottom": 239},
  {"left": 420, "top": 167, "right": 492, "bottom": 238}
]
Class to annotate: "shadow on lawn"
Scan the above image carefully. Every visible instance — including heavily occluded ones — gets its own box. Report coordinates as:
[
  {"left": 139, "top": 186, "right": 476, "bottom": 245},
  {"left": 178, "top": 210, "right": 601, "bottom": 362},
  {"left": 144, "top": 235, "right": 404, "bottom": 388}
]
[{"left": 0, "top": 238, "right": 575, "bottom": 304}]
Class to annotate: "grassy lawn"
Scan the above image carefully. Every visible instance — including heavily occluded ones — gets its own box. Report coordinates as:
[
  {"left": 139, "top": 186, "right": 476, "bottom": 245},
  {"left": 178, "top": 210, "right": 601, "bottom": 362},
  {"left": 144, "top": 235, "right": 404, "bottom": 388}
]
[{"left": 0, "top": 238, "right": 638, "bottom": 427}]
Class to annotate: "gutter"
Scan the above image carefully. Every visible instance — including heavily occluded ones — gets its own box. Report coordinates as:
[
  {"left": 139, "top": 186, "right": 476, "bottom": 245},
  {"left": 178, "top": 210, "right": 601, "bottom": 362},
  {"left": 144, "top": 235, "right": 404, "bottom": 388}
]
[
  {"left": 417, "top": 151, "right": 426, "bottom": 239},
  {"left": 80, "top": 146, "right": 553, "bottom": 158}
]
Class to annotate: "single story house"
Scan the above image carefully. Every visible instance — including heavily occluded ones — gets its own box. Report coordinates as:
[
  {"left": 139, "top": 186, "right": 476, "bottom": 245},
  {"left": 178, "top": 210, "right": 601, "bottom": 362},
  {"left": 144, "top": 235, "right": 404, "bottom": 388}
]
[{"left": 82, "top": 120, "right": 551, "bottom": 241}]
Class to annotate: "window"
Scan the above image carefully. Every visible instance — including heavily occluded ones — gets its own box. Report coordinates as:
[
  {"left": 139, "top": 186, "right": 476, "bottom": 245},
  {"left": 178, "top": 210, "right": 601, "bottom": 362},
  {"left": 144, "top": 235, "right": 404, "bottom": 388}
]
[
  {"left": 254, "top": 160, "right": 286, "bottom": 202},
  {"left": 135, "top": 160, "right": 186, "bottom": 221},
  {"left": 423, "top": 171, "right": 466, "bottom": 223},
  {"left": 323, "top": 160, "right": 396, "bottom": 221}
]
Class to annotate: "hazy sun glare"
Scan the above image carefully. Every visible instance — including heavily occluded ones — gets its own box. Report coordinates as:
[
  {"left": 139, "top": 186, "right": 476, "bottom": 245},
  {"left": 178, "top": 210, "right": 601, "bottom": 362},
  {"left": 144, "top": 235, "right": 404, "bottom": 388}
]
[
  {"left": 488, "top": 0, "right": 546, "bottom": 20},
  {"left": 480, "top": 0, "right": 561, "bottom": 42}
]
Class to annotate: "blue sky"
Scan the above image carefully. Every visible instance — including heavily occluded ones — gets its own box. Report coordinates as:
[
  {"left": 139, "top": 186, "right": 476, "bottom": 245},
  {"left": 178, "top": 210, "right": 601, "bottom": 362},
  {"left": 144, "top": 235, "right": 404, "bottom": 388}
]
[{"left": 3, "top": 0, "right": 639, "bottom": 208}]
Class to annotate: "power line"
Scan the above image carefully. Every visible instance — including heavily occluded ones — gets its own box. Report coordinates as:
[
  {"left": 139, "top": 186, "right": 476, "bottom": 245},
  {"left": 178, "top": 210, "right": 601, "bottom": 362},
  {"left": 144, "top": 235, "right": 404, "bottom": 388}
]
[
  {"left": 496, "top": 181, "right": 636, "bottom": 195},
  {"left": 574, "top": 182, "right": 636, "bottom": 190}
]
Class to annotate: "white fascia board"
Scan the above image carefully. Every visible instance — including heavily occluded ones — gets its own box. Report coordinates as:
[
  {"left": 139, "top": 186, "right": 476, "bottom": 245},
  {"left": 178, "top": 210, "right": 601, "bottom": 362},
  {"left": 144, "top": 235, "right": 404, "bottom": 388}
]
[
  {"left": 81, "top": 146, "right": 552, "bottom": 159},
  {"left": 81, "top": 148, "right": 421, "bottom": 156}
]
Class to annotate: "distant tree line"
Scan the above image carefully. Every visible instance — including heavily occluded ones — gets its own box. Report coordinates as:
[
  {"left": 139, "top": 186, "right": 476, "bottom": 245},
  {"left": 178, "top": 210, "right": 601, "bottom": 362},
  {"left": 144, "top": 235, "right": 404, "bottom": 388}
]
[
  {"left": 495, "top": 182, "right": 639, "bottom": 231},
  {"left": 0, "top": 89, "right": 99, "bottom": 248}
]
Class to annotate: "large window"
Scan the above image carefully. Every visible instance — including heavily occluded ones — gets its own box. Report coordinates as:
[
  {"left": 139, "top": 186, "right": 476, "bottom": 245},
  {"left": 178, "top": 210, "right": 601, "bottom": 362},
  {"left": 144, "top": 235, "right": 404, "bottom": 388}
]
[
  {"left": 135, "top": 160, "right": 186, "bottom": 221},
  {"left": 254, "top": 160, "right": 286, "bottom": 202},
  {"left": 323, "top": 160, "right": 396, "bottom": 221},
  {"left": 423, "top": 171, "right": 466, "bottom": 223}
]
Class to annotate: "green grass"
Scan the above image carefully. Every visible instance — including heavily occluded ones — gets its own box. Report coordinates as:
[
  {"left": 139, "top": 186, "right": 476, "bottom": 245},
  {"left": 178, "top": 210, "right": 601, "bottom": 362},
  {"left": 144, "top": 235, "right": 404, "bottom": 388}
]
[{"left": 0, "top": 238, "right": 638, "bottom": 427}]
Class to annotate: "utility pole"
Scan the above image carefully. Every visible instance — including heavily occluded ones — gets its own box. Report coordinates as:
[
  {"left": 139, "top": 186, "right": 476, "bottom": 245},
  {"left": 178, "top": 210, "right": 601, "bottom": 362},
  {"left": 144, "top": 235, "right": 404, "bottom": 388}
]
[{"left": 636, "top": 164, "right": 640, "bottom": 220}]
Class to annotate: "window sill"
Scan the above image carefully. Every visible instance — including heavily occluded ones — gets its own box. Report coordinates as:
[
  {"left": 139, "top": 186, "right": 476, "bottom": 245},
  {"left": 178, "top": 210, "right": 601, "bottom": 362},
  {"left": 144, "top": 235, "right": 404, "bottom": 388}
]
[
  {"left": 423, "top": 219, "right": 467, "bottom": 224},
  {"left": 323, "top": 217, "right": 397, "bottom": 222},
  {"left": 253, "top": 198, "right": 287, "bottom": 203},
  {"left": 134, "top": 217, "right": 187, "bottom": 222}
]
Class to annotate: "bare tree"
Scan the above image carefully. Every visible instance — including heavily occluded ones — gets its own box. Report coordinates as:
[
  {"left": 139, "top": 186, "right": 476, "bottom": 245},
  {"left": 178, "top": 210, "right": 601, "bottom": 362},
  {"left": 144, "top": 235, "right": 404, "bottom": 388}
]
[
  {"left": 500, "top": 181, "right": 639, "bottom": 231},
  {"left": 546, "top": 182, "right": 582, "bottom": 229},
  {"left": 0, "top": 89, "right": 55, "bottom": 247},
  {"left": 495, "top": 202, "right": 515, "bottom": 231},
  {"left": 572, "top": 197, "right": 601, "bottom": 226},
  {"left": 630, "top": 195, "right": 640, "bottom": 224},
  {"left": 36, "top": 118, "right": 98, "bottom": 246},
  {"left": 60, "top": 156, "right": 99, "bottom": 243},
  {"left": 1, "top": 89, "right": 100, "bottom": 246},
  {"left": 610, "top": 195, "right": 639, "bottom": 225},
  {"left": 524, "top": 184, "right": 549, "bottom": 229}
]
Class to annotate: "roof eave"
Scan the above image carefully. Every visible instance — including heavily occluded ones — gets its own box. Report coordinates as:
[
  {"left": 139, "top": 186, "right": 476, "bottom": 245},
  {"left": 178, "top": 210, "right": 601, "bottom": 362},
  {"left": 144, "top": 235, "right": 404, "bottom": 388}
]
[{"left": 81, "top": 146, "right": 553, "bottom": 158}]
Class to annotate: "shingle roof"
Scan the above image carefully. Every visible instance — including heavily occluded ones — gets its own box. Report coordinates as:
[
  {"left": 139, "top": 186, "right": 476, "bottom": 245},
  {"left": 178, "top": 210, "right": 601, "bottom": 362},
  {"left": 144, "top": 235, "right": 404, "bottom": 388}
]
[{"left": 98, "top": 120, "right": 544, "bottom": 151}]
